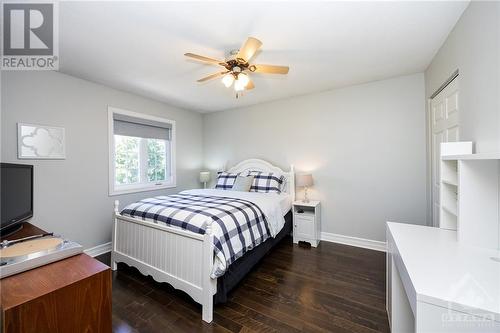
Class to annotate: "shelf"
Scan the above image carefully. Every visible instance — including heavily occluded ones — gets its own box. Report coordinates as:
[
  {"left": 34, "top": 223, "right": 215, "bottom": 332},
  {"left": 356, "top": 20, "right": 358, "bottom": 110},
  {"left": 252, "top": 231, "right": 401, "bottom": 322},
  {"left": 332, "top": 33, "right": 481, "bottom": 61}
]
[
  {"left": 441, "top": 205, "right": 457, "bottom": 217},
  {"left": 441, "top": 179, "right": 458, "bottom": 187},
  {"left": 293, "top": 200, "right": 320, "bottom": 208},
  {"left": 442, "top": 152, "right": 500, "bottom": 161}
]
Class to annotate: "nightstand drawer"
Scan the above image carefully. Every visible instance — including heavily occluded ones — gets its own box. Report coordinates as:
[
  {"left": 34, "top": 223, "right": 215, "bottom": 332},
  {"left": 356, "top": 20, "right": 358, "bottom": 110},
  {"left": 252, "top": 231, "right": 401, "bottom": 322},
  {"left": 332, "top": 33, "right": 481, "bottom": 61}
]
[
  {"left": 295, "top": 216, "right": 315, "bottom": 238},
  {"left": 294, "top": 212, "right": 314, "bottom": 221},
  {"left": 294, "top": 211, "right": 314, "bottom": 219}
]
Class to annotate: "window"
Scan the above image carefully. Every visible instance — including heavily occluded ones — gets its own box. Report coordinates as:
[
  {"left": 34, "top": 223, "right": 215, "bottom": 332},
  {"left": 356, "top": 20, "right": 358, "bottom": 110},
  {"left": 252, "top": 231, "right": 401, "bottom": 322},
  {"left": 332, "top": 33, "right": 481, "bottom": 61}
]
[{"left": 108, "top": 107, "right": 176, "bottom": 195}]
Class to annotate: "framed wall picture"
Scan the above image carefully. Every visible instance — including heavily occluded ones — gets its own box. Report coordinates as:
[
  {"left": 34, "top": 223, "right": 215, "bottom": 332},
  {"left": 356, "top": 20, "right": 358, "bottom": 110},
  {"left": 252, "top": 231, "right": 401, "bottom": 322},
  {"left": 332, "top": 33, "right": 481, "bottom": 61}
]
[{"left": 17, "top": 123, "right": 66, "bottom": 159}]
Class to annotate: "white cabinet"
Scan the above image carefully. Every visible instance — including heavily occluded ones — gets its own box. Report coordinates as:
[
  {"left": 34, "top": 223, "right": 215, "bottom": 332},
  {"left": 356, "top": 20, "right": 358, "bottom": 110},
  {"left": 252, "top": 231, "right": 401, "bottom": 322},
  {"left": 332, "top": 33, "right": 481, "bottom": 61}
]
[{"left": 292, "top": 201, "right": 320, "bottom": 247}]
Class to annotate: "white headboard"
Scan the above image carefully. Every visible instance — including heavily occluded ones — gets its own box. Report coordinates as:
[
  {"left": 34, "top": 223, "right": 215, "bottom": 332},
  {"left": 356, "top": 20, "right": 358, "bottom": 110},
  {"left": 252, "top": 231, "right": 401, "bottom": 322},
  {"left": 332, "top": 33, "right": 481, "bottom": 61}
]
[{"left": 226, "top": 159, "right": 295, "bottom": 200}]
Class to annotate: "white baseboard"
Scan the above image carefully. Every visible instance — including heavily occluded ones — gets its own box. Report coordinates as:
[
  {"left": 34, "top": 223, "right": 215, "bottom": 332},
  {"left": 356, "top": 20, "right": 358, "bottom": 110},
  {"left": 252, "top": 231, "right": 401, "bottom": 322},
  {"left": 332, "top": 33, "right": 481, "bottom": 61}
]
[
  {"left": 321, "top": 232, "right": 386, "bottom": 252},
  {"left": 84, "top": 242, "right": 112, "bottom": 257},
  {"left": 83, "top": 235, "right": 385, "bottom": 257}
]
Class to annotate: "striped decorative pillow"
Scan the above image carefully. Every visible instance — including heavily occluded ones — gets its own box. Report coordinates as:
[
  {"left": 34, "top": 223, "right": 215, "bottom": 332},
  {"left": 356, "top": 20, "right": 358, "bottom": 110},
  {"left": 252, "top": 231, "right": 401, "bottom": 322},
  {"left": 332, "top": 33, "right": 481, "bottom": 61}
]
[
  {"left": 247, "top": 171, "right": 284, "bottom": 194},
  {"left": 215, "top": 172, "right": 240, "bottom": 190}
]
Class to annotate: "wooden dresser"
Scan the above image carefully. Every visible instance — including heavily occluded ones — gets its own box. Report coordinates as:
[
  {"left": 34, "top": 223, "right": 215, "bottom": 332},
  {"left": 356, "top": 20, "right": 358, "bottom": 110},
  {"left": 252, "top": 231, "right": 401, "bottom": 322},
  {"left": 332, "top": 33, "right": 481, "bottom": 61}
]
[{"left": 1, "top": 223, "right": 112, "bottom": 333}]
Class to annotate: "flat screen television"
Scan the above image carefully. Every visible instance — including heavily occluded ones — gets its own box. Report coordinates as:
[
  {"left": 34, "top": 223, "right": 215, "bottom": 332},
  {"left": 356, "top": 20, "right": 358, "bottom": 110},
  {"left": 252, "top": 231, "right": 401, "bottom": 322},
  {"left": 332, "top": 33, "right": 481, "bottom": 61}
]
[{"left": 1, "top": 163, "right": 33, "bottom": 236}]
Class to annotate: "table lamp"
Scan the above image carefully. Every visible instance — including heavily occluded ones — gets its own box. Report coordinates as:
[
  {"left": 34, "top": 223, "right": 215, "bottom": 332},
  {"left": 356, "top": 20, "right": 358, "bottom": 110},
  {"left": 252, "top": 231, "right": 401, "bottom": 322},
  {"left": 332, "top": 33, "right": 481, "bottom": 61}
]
[
  {"left": 296, "top": 173, "right": 313, "bottom": 203},
  {"left": 199, "top": 171, "right": 210, "bottom": 189}
]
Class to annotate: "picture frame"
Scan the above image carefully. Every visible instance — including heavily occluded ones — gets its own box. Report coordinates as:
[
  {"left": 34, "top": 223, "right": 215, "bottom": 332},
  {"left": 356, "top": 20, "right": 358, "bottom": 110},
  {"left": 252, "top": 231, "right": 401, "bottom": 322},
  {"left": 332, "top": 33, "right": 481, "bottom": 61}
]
[{"left": 17, "top": 123, "right": 66, "bottom": 159}]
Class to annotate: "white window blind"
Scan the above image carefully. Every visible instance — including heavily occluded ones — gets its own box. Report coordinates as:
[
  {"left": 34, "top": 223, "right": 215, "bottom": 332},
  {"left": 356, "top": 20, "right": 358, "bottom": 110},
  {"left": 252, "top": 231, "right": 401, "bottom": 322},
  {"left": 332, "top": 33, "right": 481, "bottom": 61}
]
[{"left": 113, "top": 114, "right": 172, "bottom": 140}]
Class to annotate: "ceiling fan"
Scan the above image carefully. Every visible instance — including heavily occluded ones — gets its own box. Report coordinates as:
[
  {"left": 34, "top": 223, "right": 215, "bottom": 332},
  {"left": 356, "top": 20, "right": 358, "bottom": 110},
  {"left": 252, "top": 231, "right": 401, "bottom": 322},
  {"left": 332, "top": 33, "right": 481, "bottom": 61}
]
[{"left": 184, "top": 37, "right": 289, "bottom": 96}]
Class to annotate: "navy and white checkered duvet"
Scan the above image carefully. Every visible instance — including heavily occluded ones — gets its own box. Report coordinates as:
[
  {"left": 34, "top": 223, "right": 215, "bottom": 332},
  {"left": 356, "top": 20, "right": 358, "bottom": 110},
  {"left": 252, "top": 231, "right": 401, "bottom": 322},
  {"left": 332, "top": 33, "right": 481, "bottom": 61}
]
[{"left": 120, "top": 193, "right": 271, "bottom": 278}]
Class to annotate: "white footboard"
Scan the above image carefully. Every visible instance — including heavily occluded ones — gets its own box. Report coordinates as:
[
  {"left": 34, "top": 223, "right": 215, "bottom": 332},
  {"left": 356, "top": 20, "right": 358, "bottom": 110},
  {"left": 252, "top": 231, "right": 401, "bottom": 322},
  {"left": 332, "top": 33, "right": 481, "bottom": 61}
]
[{"left": 111, "top": 200, "right": 217, "bottom": 323}]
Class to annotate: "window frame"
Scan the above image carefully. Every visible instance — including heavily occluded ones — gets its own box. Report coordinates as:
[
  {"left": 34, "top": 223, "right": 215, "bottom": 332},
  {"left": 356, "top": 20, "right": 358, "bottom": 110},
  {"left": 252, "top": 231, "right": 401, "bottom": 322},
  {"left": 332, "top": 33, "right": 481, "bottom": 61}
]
[{"left": 108, "top": 106, "right": 176, "bottom": 196}]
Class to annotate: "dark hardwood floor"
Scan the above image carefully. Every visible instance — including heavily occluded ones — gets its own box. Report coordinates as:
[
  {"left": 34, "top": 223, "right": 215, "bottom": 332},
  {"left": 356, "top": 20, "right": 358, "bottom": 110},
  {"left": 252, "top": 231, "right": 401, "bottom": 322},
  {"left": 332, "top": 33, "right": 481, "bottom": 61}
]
[{"left": 97, "top": 237, "right": 389, "bottom": 333}]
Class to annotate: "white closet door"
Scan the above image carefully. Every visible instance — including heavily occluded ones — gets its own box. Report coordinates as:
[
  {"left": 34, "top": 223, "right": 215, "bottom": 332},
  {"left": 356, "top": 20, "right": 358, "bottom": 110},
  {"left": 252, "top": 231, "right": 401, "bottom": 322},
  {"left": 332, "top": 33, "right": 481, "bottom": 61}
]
[{"left": 431, "top": 78, "right": 459, "bottom": 227}]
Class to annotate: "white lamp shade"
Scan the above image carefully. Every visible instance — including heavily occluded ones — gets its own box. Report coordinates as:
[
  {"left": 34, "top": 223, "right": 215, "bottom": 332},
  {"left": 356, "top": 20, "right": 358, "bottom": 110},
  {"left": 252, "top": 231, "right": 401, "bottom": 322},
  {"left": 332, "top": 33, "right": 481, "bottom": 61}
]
[
  {"left": 221, "top": 74, "right": 234, "bottom": 88},
  {"left": 237, "top": 73, "right": 249, "bottom": 87},
  {"left": 199, "top": 171, "right": 210, "bottom": 183},
  {"left": 234, "top": 79, "right": 245, "bottom": 91},
  {"left": 296, "top": 174, "right": 313, "bottom": 187}
]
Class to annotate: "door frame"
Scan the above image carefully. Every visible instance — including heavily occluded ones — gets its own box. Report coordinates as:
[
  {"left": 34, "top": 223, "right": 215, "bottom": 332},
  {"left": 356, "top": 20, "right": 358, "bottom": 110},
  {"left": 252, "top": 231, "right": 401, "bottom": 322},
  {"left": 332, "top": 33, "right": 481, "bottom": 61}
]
[{"left": 426, "top": 70, "right": 459, "bottom": 227}]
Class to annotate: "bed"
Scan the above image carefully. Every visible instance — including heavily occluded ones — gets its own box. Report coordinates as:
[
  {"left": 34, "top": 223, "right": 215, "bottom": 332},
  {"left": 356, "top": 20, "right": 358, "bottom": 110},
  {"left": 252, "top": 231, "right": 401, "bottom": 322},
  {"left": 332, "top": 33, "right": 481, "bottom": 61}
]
[{"left": 111, "top": 159, "right": 295, "bottom": 323}]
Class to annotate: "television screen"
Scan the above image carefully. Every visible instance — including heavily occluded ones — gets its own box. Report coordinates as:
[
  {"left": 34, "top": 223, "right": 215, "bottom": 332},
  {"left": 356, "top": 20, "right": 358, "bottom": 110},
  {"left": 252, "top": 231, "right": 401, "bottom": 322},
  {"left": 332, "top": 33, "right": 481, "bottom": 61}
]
[{"left": 1, "top": 163, "right": 33, "bottom": 231}]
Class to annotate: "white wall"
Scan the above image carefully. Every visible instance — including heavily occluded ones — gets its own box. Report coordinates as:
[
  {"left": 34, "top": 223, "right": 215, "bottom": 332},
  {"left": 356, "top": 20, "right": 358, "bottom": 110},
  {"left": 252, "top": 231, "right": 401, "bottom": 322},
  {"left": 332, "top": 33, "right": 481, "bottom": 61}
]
[
  {"left": 203, "top": 73, "right": 427, "bottom": 242},
  {"left": 1, "top": 72, "right": 428, "bottom": 246},
  {"left": 424, "top": 1, "right": 500, "bottom": 227},
  {"left": 425, "top": 1, "right": 500, "bottom": 153},
  {"left": 1, "top": 71, "right": 203, "bottom": 249}
]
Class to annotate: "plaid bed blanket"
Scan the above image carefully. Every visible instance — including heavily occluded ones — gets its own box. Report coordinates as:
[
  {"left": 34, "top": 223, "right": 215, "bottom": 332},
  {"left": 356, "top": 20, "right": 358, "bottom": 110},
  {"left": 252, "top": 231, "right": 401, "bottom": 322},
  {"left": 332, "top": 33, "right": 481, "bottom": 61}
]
[{"left": 120, "top": 194, "right": 271, "bottom": 277}]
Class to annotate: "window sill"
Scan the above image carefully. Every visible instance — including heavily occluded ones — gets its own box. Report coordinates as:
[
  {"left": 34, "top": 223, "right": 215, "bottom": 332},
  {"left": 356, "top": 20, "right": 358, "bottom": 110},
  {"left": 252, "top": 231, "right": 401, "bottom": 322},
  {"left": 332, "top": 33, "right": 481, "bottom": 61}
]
[{"left": 109, "top": 183, "right": 176, "bottom": 196}]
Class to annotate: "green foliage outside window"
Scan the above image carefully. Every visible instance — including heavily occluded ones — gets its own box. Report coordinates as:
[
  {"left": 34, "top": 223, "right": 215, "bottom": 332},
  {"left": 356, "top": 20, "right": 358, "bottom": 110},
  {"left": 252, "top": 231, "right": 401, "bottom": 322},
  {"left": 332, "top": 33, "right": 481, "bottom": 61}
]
[
  {"left": 147, "top": 139, "right": 166, "bottom": 182},
  {"left": 115, "top": 135, "right": 168, "bottom": 186},
  {"left": 115, "top": 135, "right": 140, "bottom": 185}
]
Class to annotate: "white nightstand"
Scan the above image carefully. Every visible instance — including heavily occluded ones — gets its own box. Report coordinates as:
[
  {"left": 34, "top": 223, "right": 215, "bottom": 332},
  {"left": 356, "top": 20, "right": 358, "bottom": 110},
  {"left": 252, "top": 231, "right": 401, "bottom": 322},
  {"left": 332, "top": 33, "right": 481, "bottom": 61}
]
[{"left": 292, "top": 200, "right": 321, "bottom": 247}]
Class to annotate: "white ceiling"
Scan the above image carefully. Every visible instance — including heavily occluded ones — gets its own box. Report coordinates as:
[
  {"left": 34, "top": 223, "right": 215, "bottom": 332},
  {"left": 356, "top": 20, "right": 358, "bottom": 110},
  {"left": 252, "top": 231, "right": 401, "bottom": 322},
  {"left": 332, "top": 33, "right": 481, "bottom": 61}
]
[{"left": 59, "top": 1, "right": 469, "bottom": 113}]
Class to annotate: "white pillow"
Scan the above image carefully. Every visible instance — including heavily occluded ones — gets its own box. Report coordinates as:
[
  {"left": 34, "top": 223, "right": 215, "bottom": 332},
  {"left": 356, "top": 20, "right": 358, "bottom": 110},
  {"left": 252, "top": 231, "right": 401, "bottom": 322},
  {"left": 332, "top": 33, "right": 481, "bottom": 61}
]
[{"left": 230, "top": 175, "right": 254, "bottom": 192}]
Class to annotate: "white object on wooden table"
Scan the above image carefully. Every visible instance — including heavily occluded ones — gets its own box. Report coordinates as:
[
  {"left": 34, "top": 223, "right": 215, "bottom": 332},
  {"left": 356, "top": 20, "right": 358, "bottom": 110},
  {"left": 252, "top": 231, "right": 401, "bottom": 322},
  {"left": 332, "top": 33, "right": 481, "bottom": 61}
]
[
  {"left": 292, "top": 200, "right": 321, "bottom": 247},
  {"left": 111, "top": 159, "right": 295, "bottom": 323}
]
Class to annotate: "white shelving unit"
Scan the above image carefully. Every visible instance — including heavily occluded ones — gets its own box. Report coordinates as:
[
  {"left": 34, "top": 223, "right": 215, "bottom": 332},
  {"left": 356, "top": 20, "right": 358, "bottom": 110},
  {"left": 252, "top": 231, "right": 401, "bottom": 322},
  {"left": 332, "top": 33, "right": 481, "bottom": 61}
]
[
  {"left": 439, "top": 142, "right": 472, "bottom": 231},
  {"left": 439, "top": 142, "right": 500, "bottom": 250}
]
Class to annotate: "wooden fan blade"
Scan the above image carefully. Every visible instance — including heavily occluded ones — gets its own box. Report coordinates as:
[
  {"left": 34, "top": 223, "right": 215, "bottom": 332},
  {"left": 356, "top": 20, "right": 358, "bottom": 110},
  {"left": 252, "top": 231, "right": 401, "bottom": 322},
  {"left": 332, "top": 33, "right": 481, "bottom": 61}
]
[
  {"left": 185, "top": 53, "right": 225, "bottom": 66},
  {"left": 253, "top": 64, "right": 289, "bottom": 74},
  {"left": 236, "top": 37, "right": 262, "bottom": 62},
  {"left": 246, "top": 79, "right": 255, "bottom": 90},
  {"left": 197, "top": 71, "right": 228, "bottom": 82}
]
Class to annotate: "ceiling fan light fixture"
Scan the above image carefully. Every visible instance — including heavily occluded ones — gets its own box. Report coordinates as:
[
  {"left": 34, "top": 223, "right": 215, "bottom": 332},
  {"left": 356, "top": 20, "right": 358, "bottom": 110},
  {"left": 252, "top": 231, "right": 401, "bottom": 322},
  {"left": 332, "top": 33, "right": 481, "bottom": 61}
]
[
  {"left": 222, "top": 74, "right": 234, "bottom": 88},
  {"left": 234, "top": 79, "right": 245, "bottom": 92},
  {"left": 237, "top": 73, "right": 250, "bottom": 87},
  {"left": 185, "top": 36, "right": 289, "bottom": 96}
]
